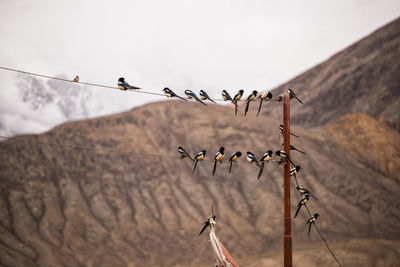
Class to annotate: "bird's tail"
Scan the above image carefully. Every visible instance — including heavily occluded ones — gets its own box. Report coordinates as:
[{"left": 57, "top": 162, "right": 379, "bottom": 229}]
[
  {"left": 192, "top": 160, "right": 199, "bottom": 173},
  {"left": 309, "top": 193, "right": 319, "bottom": 200},
  {"left": 209, "top": 98, "right": 217, "bottom": 104},
  {"left": 194, "top": 95, "right": 207, "bottom": 106},
  {"left": 257, "top": 162, "right": 265, "bottom": 180},
  {"left": 212, "top": 160, "right": 217, "bottom": 176},
  {"left": 244, "top": 100, "right": 250, "bottom": 116},
  {"left": 294, "top": 205, "right": 301, "bottom": 218},
  {"left": 296, "top": 149, "right": 306, "bottom": 154},
  {"left": 295, "top": 96, "right": 303, "bottom": 104},
  {"left": 234, "top": 101, "right": 238, "bottom": 116},
  {"left": 308, "top": 222, "right": 312, "bottom": 236},
  {"left": 229, "top": 161, "right": 233, "bottom": 173},
  {"left": 290, "top": 132, "right": 299, "bottom": 138},
  {"left": 176, "top": 95, "right": 188, "bottom": 101},
  {"left": 256, "top": 99, "right": 263, "bottom": 117}
]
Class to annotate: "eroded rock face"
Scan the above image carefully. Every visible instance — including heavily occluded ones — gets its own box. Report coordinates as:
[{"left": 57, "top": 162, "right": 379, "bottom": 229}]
[{"left": 0, "top": 101, "right": 399, "bottom": 266}]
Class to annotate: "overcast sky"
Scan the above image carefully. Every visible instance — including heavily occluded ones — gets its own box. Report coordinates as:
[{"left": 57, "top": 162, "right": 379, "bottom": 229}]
[{"left": 0, "top": 0, "right": 399, "bottom": 136}]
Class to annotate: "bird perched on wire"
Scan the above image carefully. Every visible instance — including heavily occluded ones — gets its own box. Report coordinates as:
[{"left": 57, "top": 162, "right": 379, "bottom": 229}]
[
  {"left": 72, "top": 76, "right": 79, "bottom": 82},
  {"left": 287, "top": 89, "right": 303, "bottom": 104},
  {"left": 199, "top": 90, "right": 216, "bottom": 104},
  {"left": 258, "top": 150, "right": 272, "bottom": 179},
  {"left": 247, "top": 151, "right": 260, "bottom": 167},
  {"left": 118, "top": 77, "right": 141, "bottom": 90},
  {"left": 290, "top": 165, "right": 301, "bottom": 176},
  {"left": 193, "top": 150, "right": 207, "bottom": 173},
  {"left": 279, "top": 124, "right": 299, "bottom": 138},
  {"left": 275, "top": 93, "right": 285, "bottom": 102},
  {"left": 163, "top": 87, "right": 187, "bottom": 101},
  {"left": 228, "top": 151, "right": 242, "bottom": 173},
  {"left": 178, "top": 146, "right": 194, "bottom": 161},
  {"left": 212, "top": 147, "right": 225, "bottom": 176},
  {"left": 222, "top": 90, "right": 234, "bottom": 103},
  {"left": 290, "top": 145, "right": 306, "bottom": 154},
  {"left": 233, "top": 90, "right": 244, "bottom": 116},
  {"left": 256, "top": 91, "right": 272, "bottom": 116},
  {"left": 306, "top": 213, "right": 320, "bottom": 235},
  {"left": 185, "top": 90, "right": 207, "bottom": 105},
  {"left": 296, "top": 186, "right": 318, "bottom": 200},
  {"left": 276, "top": 150, "right": 295, "bottom": 166},
  {"left": 244, "top": 90, "right": 258, "bottom": 116},
  {"left": 294, "top": 194, "right": 310, "bottom": 218},
  {"left": 199, "top": 205, "right": 217, "bottom": 235}
]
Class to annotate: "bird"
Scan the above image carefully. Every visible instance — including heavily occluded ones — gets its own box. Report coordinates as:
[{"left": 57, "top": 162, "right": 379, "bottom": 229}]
[
  {"left": 178, "top": 146, "right": 193, "bottom": 161},
  {"left": 185, "top": 90, "right": 207, "bottom": 105},
  {"left": 246, "top": 151, "right": 260, "bottom": 167},
  {"left": 258, "top": 150, "right": 272, "bottom": 179},
  {"left": 199, "top": 90, "right": 216, "bottom": 104},
  {"left": 228, "top": 151, "right": 242, "bottom": 173},
  {"left": 244, "top": 90, "right": 258, "bottom": 116},
  {"left": 287, "top": 89, "right": 303, "bottom": 104},
  {"left": 72, "top": 76, "right": 79, "bottom": 82},
  {"left": 199, "top": 206, "right": 217, "bottom": 235},
  {"left": 290, "top": 165, "right": 301, "bottom": 176},
  {"left": 275, "top": 150, "right": 295, "bottom": 166},
  {"left": 294, "top": 194, "right": 310, "bottom": 218},
  {"left": 275, "top": 93, "right": 285, "bottom": 102},
  {"left": 256, "top": 91, "right": 273, "bottom": 116},
  {"left": 279, "top": 124, "right": 299, "bottom": 138},
  {"left": 296, "top": 186, "right": 318, "bottom": 200},
  {"left": 306, "top": 213, "right": 320, "bottom": 235},
  {"left": 193, "top": 150, "right": 207, "bottom": 173},
  {"left": 233, "top": 90, "right": 244, "bottom": 116},
  {"left": 212, "top": 147, "right": 225, "bottom": 176},
  {"left": 290, "top": 145, "right": 306, "bottom": 154},
  {"left": 162, "top": 88, "right": 187, "bottom": 101},
  {"left": 118, "top": 77, "right": 141, "bottom": 90}
]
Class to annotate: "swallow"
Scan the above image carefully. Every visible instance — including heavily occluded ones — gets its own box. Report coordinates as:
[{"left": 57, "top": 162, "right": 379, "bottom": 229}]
[
  {"left": 275, "top": 93, "right": 285, "bottom": 102},
  {"left": 287, "top": 89, "right": 303, "bottom": 104},
  {"left": 290, "top": 145, "right": 306, "bottom": 154},
  {"left": 199, "top": 205, "right": 217, "bottom": 235},
  {"left": 256, "top": 91, "right": 272, "bottom": 116},
  {"left": 294, "top": 194, "right": 310, "bottom": 218},
  {"left": 279, "top": 125, "right": 299, "bottom": 138},
  {"left": 233, "top": 90, "right": 244, "bottom": 116},
  {"left": 244, "top": 90, "right": 258, "bottom": 116},
  {"left": 185, "top": 90, "right": 207, "bottom": 105},
  {"left": 246, "top": 151, "right": 260, "bottom": 167},
  {"left": 290, "top": 165, "right": 301, "bottom": 176},
  {"left": 306, "top": 213, "right": 320, "bottom": 235},
  {"left": 275, "top": 150, "right": 295, "bottom": 166},
  {"left": 222, "top": 90, "right": 234, "bottom": 103},
  {"left": 162, "top": 87, "right": 187, "bottom": 101},
  {"left": 193, "top": 150, "right": 207, "bottom": 173},
  {"left": 199, "top": 90, "right": 216, "bottom": 104},
  {"left": 178, "top": 146, "right": 194, "bottom": 161},
  {"left": 118, "top": 77, "right": 141, "bottom": 90},
  {"left": 258, "top": 150, "right": 272, "bottom": 179},
  {"left": 296, "top": 186, "right": 318, "bottom": 200},
  {"left": 212, "top": 147, "right": 225, "bottom": 176},
  {"left": 72, "top": 76, "right": 79, "bottom": 82},
  {"left": 228, "top": 151, "right": 242, "bottom": 173}
]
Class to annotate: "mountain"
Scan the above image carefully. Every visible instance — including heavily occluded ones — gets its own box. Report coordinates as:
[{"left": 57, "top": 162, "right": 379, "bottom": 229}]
[
  {"left": 264, "top": 17, "right": 400, "bottom": 128},
  {"left": 1, "top": 100, "right": 400, "bottom": 267}
]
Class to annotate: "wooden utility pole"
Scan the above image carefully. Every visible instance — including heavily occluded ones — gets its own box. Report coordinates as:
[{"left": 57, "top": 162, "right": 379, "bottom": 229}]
[{"left": 283, "top": 92, "right": 292, "bottom": 267}]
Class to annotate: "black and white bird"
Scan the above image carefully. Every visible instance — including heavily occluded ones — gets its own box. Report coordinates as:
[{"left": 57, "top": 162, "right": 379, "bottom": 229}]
[
  {"left": 279, "top": 124, "right": 299, "bottom": 138},
  {"left": 233, "top": 90, "right": 244, "bottom": 116},
  {"left": 306, "top": 213, "right": 320, "bottom": 235},
  {"left": 199, "top": 207, "right": 217, "bottom": 235},
  {"left": 296, "top": 186, "right": 318, "bottom": 200},
  {"left": 228, "top": 151, "right": 242, "bottom": 173},
  {"left": 199, "top": 90, "right": 216, "bottom": 104},
  {"left": 72, "top": 76, "right": 79, "bottom": 82},
  {"left": 178, "top": 146, "right": 193, "bottom": 161},
  {"left": 276, "top": 150, "right": 295, "bottom": 166},
  {"left": 193, "top": 150, "right": 207, "bottom": 173},
  {"left": 290, "top": 165, "right": 301, "bottom": 176},
  {"left": 257, "top": 91, "right": 273, "bottom": 116},
  {"left": 287, "top": 89, "right": 303, "bottom": 104},
  {"left": 212, "top": 147, "right": 225, "bottom": 176},
  {"left": 222, "top": 90, "right": 233, "bottom": 102},
  {"left": 290, "top": 145, "right": 306, "bottom": 154},
  {"left": 244, "top": 90, "right": 258, "bottom": 116},
  {"left": 246, "top": 151, "right": 260, "bottom": 167},
  {"left": 163, "top": 88, "right": 187, "bottom": 101},
  {"left": 294, "top": 194, "right": 310, "bottom": 218},
  {"left": 118, "top": 77, "right": 141, "bottom": 90},
  {"left": 258, "top": 150, "right": 273, "bottom": 179},
  {"left": 275, "top": 93, "right": 285, "bottom": 102},
  {"left": 185, "top": 90, "right": 207, "bottom": 105}
]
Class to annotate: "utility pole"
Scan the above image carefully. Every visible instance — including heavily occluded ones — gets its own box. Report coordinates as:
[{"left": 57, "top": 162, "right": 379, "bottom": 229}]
[{"left": 283, "top": 92, "right": 292, "bottom": 267}]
